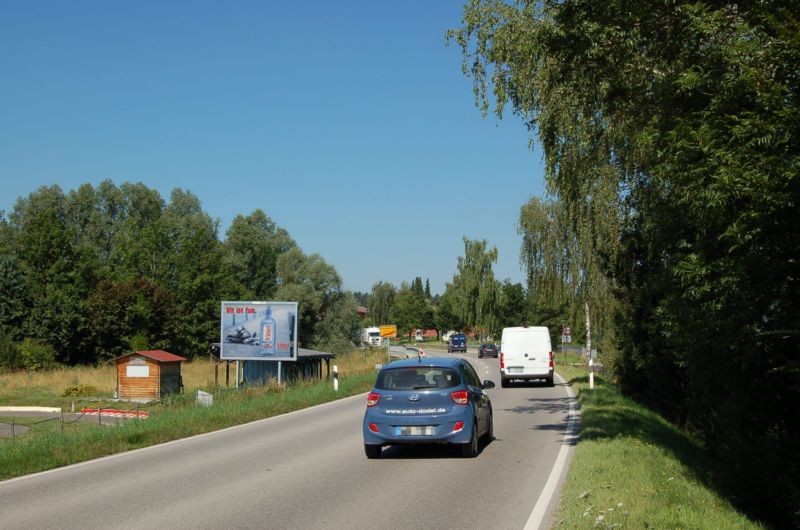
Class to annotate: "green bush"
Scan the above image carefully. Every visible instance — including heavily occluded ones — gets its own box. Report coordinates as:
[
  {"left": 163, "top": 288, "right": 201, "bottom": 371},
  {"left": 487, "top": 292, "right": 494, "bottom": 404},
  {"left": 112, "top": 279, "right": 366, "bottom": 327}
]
[
  {"left": 62, "top": 384, "right": 99, "bottom": 398},
  {"left": 19, "top": 338, "right": 58, "bottom": 371},
  {"left": 0, "top": 328, "right": 22, "bottom": 370}
]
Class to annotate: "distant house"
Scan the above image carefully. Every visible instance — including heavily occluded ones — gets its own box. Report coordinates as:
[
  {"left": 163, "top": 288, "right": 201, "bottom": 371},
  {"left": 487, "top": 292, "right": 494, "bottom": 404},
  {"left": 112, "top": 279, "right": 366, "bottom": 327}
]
[
  {"left": 406, "top": 329, "right": 439, "bottom": 340},
  {"left": 357, "top": 306, "right": 367, "bottom": 320},
  {"left": 114, "top": 350, "right": 186, "bottom": 401}
]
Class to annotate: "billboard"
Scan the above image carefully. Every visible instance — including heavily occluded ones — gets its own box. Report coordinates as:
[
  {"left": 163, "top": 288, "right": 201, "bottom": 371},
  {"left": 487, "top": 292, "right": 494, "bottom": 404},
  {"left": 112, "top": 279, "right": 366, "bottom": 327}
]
[{"left": 220, "top": 301, "right": 298, "bottom": 361}]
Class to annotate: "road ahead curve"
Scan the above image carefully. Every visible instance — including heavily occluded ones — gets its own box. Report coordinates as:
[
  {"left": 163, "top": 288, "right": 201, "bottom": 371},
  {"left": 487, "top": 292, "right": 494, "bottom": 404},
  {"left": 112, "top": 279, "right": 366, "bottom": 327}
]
[{"left": 0, "top": 355, "right": 576, "bottom": 530}]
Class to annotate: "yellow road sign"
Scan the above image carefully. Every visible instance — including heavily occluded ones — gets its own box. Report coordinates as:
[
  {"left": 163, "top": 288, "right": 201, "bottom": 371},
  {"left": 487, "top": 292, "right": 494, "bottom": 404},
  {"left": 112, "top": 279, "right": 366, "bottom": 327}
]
[{"left": 379, "top": 325, "right": 397, "bottom": 338}]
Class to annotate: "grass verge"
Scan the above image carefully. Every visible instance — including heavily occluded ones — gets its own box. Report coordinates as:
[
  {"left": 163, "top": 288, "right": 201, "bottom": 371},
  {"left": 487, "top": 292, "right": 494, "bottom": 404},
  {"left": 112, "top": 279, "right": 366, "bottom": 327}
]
[
  {"left": 0, "top": 350, "right": 383, "bottom": 480},
  {"left": 553, "top": 360, "right": 765, "bottom": 529}
]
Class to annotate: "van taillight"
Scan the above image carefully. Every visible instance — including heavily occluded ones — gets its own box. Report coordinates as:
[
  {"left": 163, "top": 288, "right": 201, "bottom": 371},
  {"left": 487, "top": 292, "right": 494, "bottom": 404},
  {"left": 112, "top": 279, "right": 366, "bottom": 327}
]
[
  {"left": 500, "top": 352, "right": 504, "bottom": 369},
  {"left": 367, "top": 392, "right": 381, "bottom": 407},
  {"left": 549, "top": 351, "right": 554, "bottom": 368}
]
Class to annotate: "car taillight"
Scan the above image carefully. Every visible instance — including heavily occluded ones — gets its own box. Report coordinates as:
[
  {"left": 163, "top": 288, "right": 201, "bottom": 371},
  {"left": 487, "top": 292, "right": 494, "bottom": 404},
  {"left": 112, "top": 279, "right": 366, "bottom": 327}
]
[
  {"left": 500, "top": 352, "right": 504, "bottom": 369},
  {"left": 452, "top": 421, "right": 464, "bottom": 433},
  {"left": 451, "top": 390, "right": 469, "bottom": 405},
  {"left": 368, "top": 422, "right": 379, "bottom": 433},
  {"left": 549, "top": 351, "right": 554, "bottom": 368},
  {"left": 367, "top": 392, "right": 381, "bottom": 407}
]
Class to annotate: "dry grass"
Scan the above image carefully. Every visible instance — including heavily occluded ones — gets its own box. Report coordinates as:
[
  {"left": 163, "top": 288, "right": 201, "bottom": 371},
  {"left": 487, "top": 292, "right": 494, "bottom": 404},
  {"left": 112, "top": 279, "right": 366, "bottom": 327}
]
[
  {"left": 333, "top": 349, "right": 386, "bottom": 377},
  {"left": 0, "top": 364, "right": 117, "bottom": 397},
  {"left": 0, "top": 349, "right": 384, "bottom": 406}
]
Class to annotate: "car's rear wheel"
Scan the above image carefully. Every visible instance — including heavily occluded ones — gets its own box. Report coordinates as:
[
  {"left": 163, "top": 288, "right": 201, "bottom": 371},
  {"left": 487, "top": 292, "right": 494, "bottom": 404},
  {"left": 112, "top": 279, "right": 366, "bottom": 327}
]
[
  {"left": 364, "top": 444, "right": 382, "bottom": 459},
  {"left": 501, "top": 378, "right": 509, "bottom": 388},
  {"left": 484, "top": 410, "right": 494, "bottom": 442},
  {"left": 461, "top": 423, "right": 479, "bottom": 458},
  {"left": 545, "top": 376, "right": 555, "bottom": 387}
]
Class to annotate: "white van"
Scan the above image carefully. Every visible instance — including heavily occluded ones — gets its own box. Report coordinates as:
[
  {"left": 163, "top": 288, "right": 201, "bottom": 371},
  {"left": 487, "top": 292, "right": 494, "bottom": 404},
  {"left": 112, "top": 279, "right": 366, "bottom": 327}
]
[{"left": 500, "top": 326, "right": 554, "bottom": 387}]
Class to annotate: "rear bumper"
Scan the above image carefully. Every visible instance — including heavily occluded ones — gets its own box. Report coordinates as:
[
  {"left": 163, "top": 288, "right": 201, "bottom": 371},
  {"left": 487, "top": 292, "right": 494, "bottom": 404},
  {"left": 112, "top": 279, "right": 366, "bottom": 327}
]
[
  {"left": 363, "top": 408, "right": 475, "bottom": 446},
  {"left": 501, "top": 368, "right": 553, "bottom": 381}
]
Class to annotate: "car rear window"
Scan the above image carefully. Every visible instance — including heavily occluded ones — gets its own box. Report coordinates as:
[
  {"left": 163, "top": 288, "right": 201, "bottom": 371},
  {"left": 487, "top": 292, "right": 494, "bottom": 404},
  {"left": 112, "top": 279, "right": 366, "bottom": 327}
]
[{"left": 376, "top": 368, "right": 461, "bottom": 390}]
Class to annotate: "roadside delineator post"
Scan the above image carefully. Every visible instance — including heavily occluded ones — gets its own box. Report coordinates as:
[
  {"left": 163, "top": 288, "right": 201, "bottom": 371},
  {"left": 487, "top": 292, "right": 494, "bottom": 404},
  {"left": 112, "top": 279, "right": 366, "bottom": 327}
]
[{"left": 333, "top": 365, "right": 339, "bottom": 392}]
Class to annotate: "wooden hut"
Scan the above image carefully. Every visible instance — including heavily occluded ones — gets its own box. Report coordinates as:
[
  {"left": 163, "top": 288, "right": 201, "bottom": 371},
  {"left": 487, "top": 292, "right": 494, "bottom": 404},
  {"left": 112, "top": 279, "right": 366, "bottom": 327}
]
[{"left": 115, "top": 350, "right": 187, "bottom": 401}]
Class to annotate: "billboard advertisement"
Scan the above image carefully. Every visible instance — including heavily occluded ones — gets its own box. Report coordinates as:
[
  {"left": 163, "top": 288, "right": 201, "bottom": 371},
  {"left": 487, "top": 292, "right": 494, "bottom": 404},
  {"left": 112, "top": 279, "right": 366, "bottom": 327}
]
[{"left": 220, "top": 301, "right": 298, "bottom": 361}]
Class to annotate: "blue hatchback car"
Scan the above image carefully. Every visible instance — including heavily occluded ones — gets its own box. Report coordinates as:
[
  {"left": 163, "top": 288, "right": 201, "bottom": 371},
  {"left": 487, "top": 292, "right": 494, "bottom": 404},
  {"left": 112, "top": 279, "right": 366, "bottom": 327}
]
[{"left": 362, "top": 356, "right": 495, "bottom": 459}]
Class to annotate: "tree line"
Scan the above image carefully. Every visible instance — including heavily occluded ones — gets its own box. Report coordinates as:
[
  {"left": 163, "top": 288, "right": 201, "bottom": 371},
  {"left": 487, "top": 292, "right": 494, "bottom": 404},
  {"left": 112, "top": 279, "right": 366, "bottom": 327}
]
[
  {"left": 359, "top": 236, "right": 571, "bottom": 343},
  {"left": 1, "top": 180, "right": 552, "bottom": 373},
  {"left": 450, "top": 0, "right": 798, "bottom": 526},
  {"left": 0, "top": 182, "right": 362, "bottom": 368},
  {"left": 0, "top": 182, "right": 542, "bottom": 371}
]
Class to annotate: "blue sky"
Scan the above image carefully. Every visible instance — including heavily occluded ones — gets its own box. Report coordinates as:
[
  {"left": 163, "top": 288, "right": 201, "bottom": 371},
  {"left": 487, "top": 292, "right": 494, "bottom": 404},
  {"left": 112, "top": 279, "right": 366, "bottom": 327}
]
[{"left": 0, "top": 1, "right": 545, "bottom": 295}]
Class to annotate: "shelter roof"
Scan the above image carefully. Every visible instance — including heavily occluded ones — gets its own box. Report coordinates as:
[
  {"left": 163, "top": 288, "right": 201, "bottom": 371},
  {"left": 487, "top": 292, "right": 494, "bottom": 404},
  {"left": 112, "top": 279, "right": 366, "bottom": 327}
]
[{"left": 116, "top": 350, "right": 187, "bottom": 363}]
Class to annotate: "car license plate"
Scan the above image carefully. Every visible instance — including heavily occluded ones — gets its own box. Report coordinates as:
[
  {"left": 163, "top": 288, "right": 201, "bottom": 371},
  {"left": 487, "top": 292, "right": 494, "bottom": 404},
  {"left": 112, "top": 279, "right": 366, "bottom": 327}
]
[
  {"left": 508, "top": 367, "right": 523, "bottom": 374},
  {"left": 395, "top": 426, "right": 434, "bottom": 436}
]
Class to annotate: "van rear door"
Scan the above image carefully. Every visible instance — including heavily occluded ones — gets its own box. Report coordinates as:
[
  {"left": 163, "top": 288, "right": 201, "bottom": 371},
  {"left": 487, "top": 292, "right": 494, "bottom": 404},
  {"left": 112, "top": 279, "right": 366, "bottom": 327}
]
[{"left": 501, "top": 327, "right": 553, "bottom": 382}]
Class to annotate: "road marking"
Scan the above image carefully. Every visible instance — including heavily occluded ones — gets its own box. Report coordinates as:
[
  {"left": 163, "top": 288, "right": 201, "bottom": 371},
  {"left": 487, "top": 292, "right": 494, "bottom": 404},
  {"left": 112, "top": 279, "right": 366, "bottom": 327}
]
[
  {"left": 81, "top": 408, "right": 149, "bottom": 419},
  {"left": 524, "top": 373, "right": 579, "bottom": 530}
]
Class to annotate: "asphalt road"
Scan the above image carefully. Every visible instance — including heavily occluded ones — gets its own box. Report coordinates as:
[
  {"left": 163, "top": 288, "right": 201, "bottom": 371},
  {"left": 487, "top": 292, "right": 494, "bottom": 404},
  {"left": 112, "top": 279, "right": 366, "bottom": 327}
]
[{"left": 0, "top": 351, "right": 576, "bottom": 530}]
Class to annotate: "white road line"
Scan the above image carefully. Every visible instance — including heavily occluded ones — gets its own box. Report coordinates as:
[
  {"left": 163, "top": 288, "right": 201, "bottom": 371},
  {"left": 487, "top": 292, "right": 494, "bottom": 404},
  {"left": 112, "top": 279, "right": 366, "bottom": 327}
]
[{"left": 524, "top": 373, "right": 580, "bottom": 530}]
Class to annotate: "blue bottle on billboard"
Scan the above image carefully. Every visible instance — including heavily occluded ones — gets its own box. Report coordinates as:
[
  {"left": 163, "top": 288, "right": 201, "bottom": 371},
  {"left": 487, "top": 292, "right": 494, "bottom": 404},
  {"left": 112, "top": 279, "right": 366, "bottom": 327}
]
[{"left": 260, "top": 306, "right": 276, "bottom": 354}]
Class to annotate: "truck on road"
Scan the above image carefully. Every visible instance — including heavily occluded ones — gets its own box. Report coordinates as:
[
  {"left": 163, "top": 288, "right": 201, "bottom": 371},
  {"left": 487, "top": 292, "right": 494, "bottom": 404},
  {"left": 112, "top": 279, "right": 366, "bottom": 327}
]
[{"left": 361, "top": 327, "right": 381, "bottom": 347}]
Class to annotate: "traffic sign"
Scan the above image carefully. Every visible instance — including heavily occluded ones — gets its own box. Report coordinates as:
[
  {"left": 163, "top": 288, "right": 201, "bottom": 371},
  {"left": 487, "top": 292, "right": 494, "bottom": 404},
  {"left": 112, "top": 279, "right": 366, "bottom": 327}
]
[
  {"left": 379, "top": 325, "right": 397, "bottom": 338},
  {"left": 562, "top": 324, "right": 572, "bottom": 337}
]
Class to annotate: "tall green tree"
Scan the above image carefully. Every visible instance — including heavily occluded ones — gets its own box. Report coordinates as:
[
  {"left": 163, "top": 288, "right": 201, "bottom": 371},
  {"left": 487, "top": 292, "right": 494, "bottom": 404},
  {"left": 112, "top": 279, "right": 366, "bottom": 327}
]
[
  {"left": 0, "top": 254, "right": 26, "bottom": 339},
  {"left": 108, "top": 183, "right": 167, "bottom": 281},
  {"left": 161, "top": 189, "right": 224, "bottom": 356},
  {"left": 391, "top": 284, "right": 434, "bottom": 338},
  {"left": 87, "top": 277, "right": 177, "bottom": 361},
  {"left": 435, "top": 288, "right": 465, "bottom": 333},
  {"left": 447, "top": 237, "right": 501, "bottom": 336},
  {"left": 222, "top": 209, "right": 296, "bottom": 299},
  {"left": 451, "top": 1, "right": 799, "bottom": 524},
  {"left": 10, "top": 186, "right": 91, "bottom": 363},
  {"left": 0, "top": 327, "right": 21, "bottom": 371},
  {"left": 497, "top": 281, "right": 527, "bottom": 329},
  {"left": 276, "top": 248, "right": 353, "bottom": 351},
  {"left": 518, "top": 196, "right": 615, "bottom": 349},
  {"left": 367, "top": 281, "right": 396, "bottom": 326}
]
